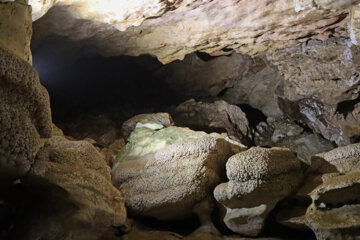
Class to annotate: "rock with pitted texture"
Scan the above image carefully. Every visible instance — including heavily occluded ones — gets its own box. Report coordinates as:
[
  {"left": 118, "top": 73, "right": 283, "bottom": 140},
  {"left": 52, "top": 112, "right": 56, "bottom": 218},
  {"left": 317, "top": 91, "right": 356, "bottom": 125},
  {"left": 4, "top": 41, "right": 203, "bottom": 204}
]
[
  {"left": 0, "top": 47, "right": 52, "bottom": 177},
  {"left": 214, "top": 147, "right": 303, "bottom": 236},
  {"left": 22, "top": 135, "right": 127, "bottom": 240},
  {"left": 311, "top": 143, "right": 360, "bottom": 174},
  {"left": 112, "top": 121, "right": 239, "bottom": 221},
  {"left": 0, "top": 0, "right": 32, "bottom": 63},
  {"left": 277, "top": 144, "right": 360, "bottom": 238},
  {"left": 305, "top": 171, "right": 360, "bottom": 240},
  {"left": 121, "top": 112, "right": 173, "bottom": 140},
  {"left": 31, "top": 0, "right": 350, "bottom": 63},
  {"left": 173, "top": 99, "right": 252, "bottom": 146}
]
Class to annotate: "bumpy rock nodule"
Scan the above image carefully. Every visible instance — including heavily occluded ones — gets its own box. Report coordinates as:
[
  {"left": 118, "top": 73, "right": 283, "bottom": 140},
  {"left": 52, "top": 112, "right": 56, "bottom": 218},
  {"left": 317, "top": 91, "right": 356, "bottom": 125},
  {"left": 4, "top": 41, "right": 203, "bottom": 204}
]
[
  {"left": 214, "top": 147, "right": 303, "bottom": 236},
  {"left": 0, "top": 47, "right": 52, "bottom": 177}
]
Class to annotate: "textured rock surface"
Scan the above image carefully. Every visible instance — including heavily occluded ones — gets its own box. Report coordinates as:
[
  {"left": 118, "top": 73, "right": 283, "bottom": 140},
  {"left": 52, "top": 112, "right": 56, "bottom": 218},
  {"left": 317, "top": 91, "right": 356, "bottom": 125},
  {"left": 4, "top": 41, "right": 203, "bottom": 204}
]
[
  {"left": 270, "top": 38, "right": 360, "bottom": 106},
  {"left": 121, "top": 112, "right": 174, "bottom": 140},
  {"left": 214, "top": 147, "right": 303, "bottom": 236},
  {"left": 255, "top": 117, "right": 334, "bottom": 163},
  {"left": 277, "top": 144, "right": 360, "bottom": 238},
  {"left": 112, "top": 121, "right": 238, "bottom": 220},
  {"left": 311, "top": 143, "right": 360, "bottom": 173},
  {"left": 156, "top": 54, "right": 282, "bottom": 117},
  {"left": 173, "top": 99, "right": 252, "bottom": 146},
  {"left": 0, "top": 47, "right": 52, "bottom": 177},
  {"left": 26, "top": 134, "right": 127, "bottom": 240},
  {"left": 58, "top": 114, "right": 121, "bottom": 147},
  {"left": 270, "top": 38, "right": 360, "bottom": 145},
  {"left": 305, "top": 171, "right": 360, "bottom": 240},
  {"left": 0, "top": 0, "right": 32, "bottom": 63},
  {"left": 31, "top": 0, "right": 350, "bottom": 63}
]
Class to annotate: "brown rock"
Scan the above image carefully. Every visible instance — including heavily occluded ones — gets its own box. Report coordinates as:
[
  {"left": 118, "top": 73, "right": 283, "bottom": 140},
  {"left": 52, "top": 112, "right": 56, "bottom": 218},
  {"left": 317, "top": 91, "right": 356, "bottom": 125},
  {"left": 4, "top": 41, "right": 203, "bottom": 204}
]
[
  {"left": 121, "top": 112, "right": 174, "bottom": 140},
  {"left": 25, "top": 135, "right": 127, "bottom": 239},
  {"left": 173, "top": 99, "right": 252, "bottom": 146},
  {"left": 214, "top": 147, "right": 303, "bottom": 236},
  {"left": 0, "top": 0, "right": 32, "bottom": 63},
  {"left": 0, "top": 47, "right": 52, "bottom": 177}
]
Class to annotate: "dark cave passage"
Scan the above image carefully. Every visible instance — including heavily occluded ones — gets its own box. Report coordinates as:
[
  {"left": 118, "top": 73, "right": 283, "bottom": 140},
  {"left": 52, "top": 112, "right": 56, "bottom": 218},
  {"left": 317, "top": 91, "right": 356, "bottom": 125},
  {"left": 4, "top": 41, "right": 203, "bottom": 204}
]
[{"left": 31, "top": 37, "right": 186, "bottom": 141}]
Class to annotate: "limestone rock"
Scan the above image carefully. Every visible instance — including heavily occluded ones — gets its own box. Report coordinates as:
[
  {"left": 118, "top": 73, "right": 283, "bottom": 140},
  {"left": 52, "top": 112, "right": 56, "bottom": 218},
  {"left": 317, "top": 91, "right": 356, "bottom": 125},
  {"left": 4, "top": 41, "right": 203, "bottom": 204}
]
[
  {"left": 121, "top": 112, "right": 174, "bottom": 140},
  {"left": 156, "top": 54, "right": 282, "bottom": 118},
  {"left": 255, "top": 117, "right": 334, "bottom": 164},
  {"left": 214, "top": 147, "right": 303, "bottom": 236},
  {"left": 221, "top": 56, "right": 283, "bottom": 118},
  {"left": 154, "top": 54, "right": 246, "bottom": 98},
  {"left": 278, "top": 95, "right": 360, "bottom": 145},
  {"left": 101, "top": 138, "right": 125, "bottom": 166},
  {"left": 59, "top": 114, "right": 121, "bottom": 147},
  {"left": 173, "top": 99, "right": 252, "bottom": 146},
  {"left": 305, "top": 171, "right": 360, "bottom": 240},
  {"left": 26, "top": 135, "right": 127, "bottom": 239},
  {"left": 269, "top": 38, "right": 360, "bottom": 106},
  {"left": 112, "top": 121, "right": 238, "bottom": 221},
  {"left": 311, "top": 143, "right": 360, "bottom": 174},
  {"left": 0, "top": 0, "right": 32, "bottom": 63},
  {"left": 0, "top": 47, "right": 52, "bottom": 177},
  {"left": 32, "top": 0, "right": 349, "bottom": 63}
]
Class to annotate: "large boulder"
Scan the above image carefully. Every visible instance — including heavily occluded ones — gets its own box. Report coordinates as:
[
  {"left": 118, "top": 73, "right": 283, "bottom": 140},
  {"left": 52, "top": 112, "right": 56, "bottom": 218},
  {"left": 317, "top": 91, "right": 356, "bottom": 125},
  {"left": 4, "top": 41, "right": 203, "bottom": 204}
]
[
  {"left": 173, "top": 99, "right": 252, "bottom": 146},
  {"left": 0, "top": 46, "right": 52, "bottom": 177},
  {"left": 112, "top": 120, "right": 241, "bottom": 221},
  {"left": 121, "top": 112, "right": 174, "bottom": 139},
  {"left": 214, "top": 147, "right": 303, "bottom": 236},
  {"left": 13, "top": 134, "right": 127, "bottom": 240}
]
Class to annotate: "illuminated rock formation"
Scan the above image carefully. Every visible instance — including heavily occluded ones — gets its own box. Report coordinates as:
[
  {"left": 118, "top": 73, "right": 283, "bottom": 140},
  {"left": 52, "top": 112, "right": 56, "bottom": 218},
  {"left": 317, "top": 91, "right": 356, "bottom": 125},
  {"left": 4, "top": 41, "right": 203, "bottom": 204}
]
[
  {"left": 112, "top": 120, "right": 241, "bottom": 221},
  {"left": 31, "top": 0, "right": 351, "bottom": 63}
]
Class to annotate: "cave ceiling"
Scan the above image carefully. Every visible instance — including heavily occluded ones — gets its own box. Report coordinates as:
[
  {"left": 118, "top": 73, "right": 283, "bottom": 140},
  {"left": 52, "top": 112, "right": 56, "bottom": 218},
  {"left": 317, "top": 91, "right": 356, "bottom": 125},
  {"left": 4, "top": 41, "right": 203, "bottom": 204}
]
[{"left": 29, "top": 0, "right": 360, "bottom": 63}]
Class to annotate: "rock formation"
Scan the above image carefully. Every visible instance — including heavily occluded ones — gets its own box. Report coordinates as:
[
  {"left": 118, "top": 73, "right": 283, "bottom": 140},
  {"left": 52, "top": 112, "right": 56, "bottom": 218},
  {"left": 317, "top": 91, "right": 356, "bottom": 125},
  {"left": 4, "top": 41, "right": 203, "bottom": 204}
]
[
  {"left": 121, "top": 112, "right": 174, "bottom": 140},
  {"left": 156, "top": 54, "right": 282, "bottom": 118},
  {"left": 112, "top": 120, "right": 241, "bottom": 221},
  {"left": 277, "top": 143, "right": 360, "bottom": 239},
  {"left": 13, "top": 131, "right": 127, "bottom": 240},
  {"left": 254, "top": 117, "right": 334, "bottom": 164},
  {"left": 0, "top": 46, "right": 52, "bottom": 177},
  {"left": 31, "top": 0, "right": 350, "bottom": 63},
  {"left": 173, "top": 99, "right": 252, "bottom": 146},
  {"left": 0, "top": 0, "right": 32, "bottom": 63},
  {"left": 214, "top": 147, "right": 303, "bottom": 236}
]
